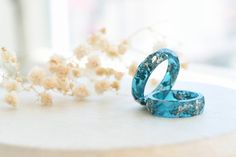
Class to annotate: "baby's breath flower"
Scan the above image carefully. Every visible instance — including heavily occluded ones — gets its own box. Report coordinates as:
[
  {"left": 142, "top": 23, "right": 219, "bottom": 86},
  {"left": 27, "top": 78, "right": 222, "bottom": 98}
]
[
  {"left": 118, "top": 40, "right": 129, "bottom": 55},
  {"left": 105, "top": 45, "right": 119, "bottom": 58},
  {"left": 99, "top": 27, "right": 107, "bottom": 34},
  {"left": 181, "top": 62, "right": 188, "bottom": 70},
  {"left": 86, "top": 56, "right": 101, "bottom": 69},
  {"left": 56, "top": 78, "right": 70, "bottom": 93},
  {"left": 128, "top": 63, "right": 138, "bottom": 76},
  {"left": 71, "top": 67, "right": 81, "bottom": 78},
  {"left": 110, "top": 81, "right": 120, "bottom": 91},
  {"left": 114, "top": 71, "right": 124, "bottom": 80},
  {"left": 0, "top": 47, "right": 17, "bottom": 64},
  {"left": 88, "top": 33, "right": 109, "bottom": 51},
  {"left": 94, "top": 80, "right": 110, "bottom": 94},
  {"left": 28, "top": 67, "right": 46, "bottom": 85},
  {"left": 87, "top": 30, "right": 126, "bottom": 59},
  {"left": 150, "top": 78, "right": 158, "bottom": 87},
  {"left": 106, "top": 68, "right": 115, "bottom": 76},
  {"left": 48, "top": 55, "right": 65, "bottom": 73},
  {"left": 10, "top": 55, "right": 17, "bottom": 64},
  {"left": 15, "top": 76, "right": 23, "bottom": 83},
  {"left": 73, "top": 84, "right": 89, "bottom": 99},
  {"left": 42, "top": 76, "right": 58, "bottom": 90},
  {"left": 4, "top": 92, "right": 17, "bottom": 107},
  {"left": 96, "top": 67, "right": 115, "bottom": 76},
  {"left": 67, "top": 63, "right": 74, "bottom": 68},
  {"left": 88, "top": 33, "right": 101, "bottom": 46},
  {"left": 54, "top": 64, "right": 70, "bottom": 78},
  {"left": 95, "top": 67, "right": 107, "bottom": 76},
  {"left": 4, "top": 80, "right": 18, "bottom": 92},
  {"left": 74, "top": 45, "right": 90, "bottom": 60},
  {"left": 1, "top": 47, "right": 11, "bottom": 63},
  {"left": 39, "top": 92, "right": 52, "bottom": 106},
  {"left": 49, "top": 55, "right": 64, "bottom": 65}
]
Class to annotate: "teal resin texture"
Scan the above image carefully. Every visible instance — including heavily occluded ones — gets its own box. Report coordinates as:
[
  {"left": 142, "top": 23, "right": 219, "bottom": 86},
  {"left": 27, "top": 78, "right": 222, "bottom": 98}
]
[{"left": 131, "top": 48, "right": 205, "bottom": 118}]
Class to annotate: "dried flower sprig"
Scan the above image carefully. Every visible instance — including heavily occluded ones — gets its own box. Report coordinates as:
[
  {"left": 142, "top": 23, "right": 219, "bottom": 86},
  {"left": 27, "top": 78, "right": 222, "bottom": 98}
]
[
  {"left": 0, "top": 27, "right": 187, "bottom": 107},
  {"left": 0, "top": 47, "right": 23, "bottom": 107}
]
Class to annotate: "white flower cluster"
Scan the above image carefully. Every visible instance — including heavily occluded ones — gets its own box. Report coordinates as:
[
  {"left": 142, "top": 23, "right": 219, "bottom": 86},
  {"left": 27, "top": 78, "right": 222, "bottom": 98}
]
[
  {"left": 1, "top": 48, "right": 20, "bottom": 106},
  {"left": 0, "top": 28, "right": 186, "bottom": 108},
  {"left": 0, "top": 28, "right": 135, "bottom": 107}
]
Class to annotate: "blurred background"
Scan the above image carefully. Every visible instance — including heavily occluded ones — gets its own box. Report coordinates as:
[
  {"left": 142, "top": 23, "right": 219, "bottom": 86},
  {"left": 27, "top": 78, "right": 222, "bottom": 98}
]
[{"left": 0, "top": 0, "right": 236, "bottom": 71}]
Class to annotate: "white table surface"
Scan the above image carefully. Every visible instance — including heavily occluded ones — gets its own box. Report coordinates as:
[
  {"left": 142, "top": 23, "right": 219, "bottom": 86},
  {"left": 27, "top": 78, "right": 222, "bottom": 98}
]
[{"left": 0, "top": 64, "right": 235, "bottom": 157}]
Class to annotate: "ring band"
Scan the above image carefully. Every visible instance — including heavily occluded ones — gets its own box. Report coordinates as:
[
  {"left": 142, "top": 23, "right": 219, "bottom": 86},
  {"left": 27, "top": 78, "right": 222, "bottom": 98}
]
[
  {"left": 131, "top": 48, "right": 205, "bottom": 118},
  {"left": 132, "top": 48, "right": 180, "bottom": 105},
  {"left": 146, "top": 90, "right": 205, "bottom": 118}
]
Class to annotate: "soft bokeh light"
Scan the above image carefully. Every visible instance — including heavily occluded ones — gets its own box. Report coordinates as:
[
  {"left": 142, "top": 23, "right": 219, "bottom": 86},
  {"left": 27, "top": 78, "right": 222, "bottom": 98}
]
[{"left": 0, "top": 0, "right": 236, "bottom": 69}]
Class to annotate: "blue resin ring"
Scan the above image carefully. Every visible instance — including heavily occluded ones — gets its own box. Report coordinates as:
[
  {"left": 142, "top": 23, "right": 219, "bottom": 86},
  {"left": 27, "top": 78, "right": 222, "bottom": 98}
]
[
  {"left": 146, "top": 90, "right": 205, "bottom": 118},
  {"left": 131, "top": 48, "right": 205, "bottom": 118},
  {"left": 132, "top": 48, "right": 180, "bottom": 105}
]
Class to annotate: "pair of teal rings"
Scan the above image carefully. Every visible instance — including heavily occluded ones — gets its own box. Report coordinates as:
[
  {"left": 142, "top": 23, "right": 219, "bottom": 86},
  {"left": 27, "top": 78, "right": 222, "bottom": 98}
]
[{"left": 132, "top": 48, "right": 205, "bottom": 118}]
